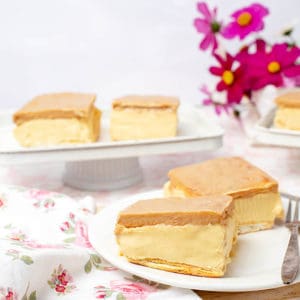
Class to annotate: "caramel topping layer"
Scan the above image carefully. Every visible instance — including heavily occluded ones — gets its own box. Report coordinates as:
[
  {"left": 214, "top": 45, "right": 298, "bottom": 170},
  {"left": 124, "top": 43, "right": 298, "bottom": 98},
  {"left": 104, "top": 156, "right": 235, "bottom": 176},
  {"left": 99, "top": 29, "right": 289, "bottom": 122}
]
[
  {"left": 112, "top": 95, "right": 179, "bottom": 110},
  {"left": 275, "top": 91, "right": 300, "bottom": 108},
  {"left": 168, "top": 157, "right": 278, "bottom": 199},
  {"left": 14, "top": 93, "right": 96, "bottom": 125},
  {"left": 117, "top": 196, "right": 233, "bottom": 228}
]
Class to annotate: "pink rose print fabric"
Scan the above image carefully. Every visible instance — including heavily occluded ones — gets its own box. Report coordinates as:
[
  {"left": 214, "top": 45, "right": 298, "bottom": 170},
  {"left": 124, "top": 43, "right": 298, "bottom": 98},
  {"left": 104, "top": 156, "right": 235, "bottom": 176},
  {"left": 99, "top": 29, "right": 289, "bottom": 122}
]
[{"left": 0, "top": 185, "right": 198, "bottom": 300}]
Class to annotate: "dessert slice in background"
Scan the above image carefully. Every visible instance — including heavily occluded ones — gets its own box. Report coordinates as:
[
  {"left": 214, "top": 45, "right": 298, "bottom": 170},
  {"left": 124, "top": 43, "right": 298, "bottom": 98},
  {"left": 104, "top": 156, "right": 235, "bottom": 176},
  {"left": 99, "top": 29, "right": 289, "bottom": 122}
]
[
  {"left": 115, "top": 196, "right": 237, "bottom": 277},
  {"left": 274, "top": 91, "right": 300, "bottom": 130},
  {"left": 164, "top": 157, "right": 284, "bottom": 234},
  {"left": 13, "top": 93, "right": 101, "bottom": 147},
  {"left": 110, "top": 95, "right": 179, "bottom": 141}
]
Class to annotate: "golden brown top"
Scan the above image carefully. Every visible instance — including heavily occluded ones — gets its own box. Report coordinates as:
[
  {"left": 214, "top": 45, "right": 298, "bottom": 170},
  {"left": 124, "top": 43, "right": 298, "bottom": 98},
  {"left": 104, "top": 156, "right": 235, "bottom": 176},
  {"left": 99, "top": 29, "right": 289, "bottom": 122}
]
[
  {"left": 13, "top": 93, "right": 97, "bottom": 125},
  {"left": 116, "top": 196, "right": 234, "bottom": 228},
  {"left": 168, "top": 157, "right": 278, "bottom": 199},
  {"left": 112, "top": 95, "right": 179, "bottom": 110},
  {"left": 275, "top": 91, "right": 300, "bottom": 108}
]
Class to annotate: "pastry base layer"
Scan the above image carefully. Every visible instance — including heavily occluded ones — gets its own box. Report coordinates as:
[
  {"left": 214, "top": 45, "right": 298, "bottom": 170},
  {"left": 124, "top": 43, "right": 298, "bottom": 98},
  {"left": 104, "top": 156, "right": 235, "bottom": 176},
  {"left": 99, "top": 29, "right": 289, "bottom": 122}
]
[
  {"left": 164, "top": 181, "right": 283, "bottom": 234},
  {"left": 274, "top": 107, "right": 300, "bottom": 131},
  {"left": 110, "top": 108, "right": 177, "bottom": 141},
  {"left": 116, "top": 219, "right": 236, "bottom": 277},
  {"left": 14, "top": 108, "right": 100, "bottom": 147}
]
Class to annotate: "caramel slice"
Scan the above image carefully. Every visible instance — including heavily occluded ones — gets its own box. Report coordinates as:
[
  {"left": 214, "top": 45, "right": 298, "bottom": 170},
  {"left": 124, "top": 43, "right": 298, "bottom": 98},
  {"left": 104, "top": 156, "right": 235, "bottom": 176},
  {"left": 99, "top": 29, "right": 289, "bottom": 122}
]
[
  {"left": 115, "top": 196, "right": 237, "bottom": 277},
  {"left": 164, "top": 157, "right": 284, "bottom": 234},
  {"left": 13, "top": 92, "right": 101, "bottom": 147},
  {"left": 110, "top": 95, "right": 179, "bottom": 141}
]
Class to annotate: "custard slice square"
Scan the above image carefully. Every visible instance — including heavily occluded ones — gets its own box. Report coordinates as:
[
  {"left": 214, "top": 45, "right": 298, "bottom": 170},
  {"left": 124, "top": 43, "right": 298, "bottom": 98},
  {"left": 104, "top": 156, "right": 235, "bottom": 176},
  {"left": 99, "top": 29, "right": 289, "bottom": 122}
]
[
  {"left": 274, "top": 91, "right": 300, "bottom": 131},
  {"left": 164, "top": 157, "right": 284, "bottom": 234},
  {"left": 13, "top": 93, "right": 101, "bottom": 147},
  {"left": 110, "top": 95, "right": 179, "bottom": 141},
  {"left": 115, "top": 196, "right": 237, "bottom": 277}
]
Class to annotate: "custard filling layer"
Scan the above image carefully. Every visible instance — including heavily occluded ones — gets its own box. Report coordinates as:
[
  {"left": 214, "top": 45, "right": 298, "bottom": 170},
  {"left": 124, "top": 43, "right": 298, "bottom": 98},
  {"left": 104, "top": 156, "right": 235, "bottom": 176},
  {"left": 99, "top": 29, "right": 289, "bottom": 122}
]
[
  {"left": 14, "top": 107, "right": 100, "bottom": 147},
  {"left": 110, "top": 108, "right": 177, "bottom": 141},
  {"left": 116, "top": 218, "right": 236, "bottom": 273}
]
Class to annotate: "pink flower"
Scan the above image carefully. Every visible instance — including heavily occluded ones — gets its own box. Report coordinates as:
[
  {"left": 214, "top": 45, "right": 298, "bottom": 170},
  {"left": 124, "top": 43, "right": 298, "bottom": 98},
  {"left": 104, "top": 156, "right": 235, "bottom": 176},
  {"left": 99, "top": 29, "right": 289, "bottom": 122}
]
[
  {"left": 24, "top": 240, "right": 64, "bottom": 249},
  {"left": 0, "top": 199, "right": 4, "bottom": 207},
  {"left": 9, "top": 231, "right": 25, "bottom": 241},
  {"left": 200, "top": 85, "right": 230, "bottom": 115},
  {"left": 58, "top": 271, "right": 68, "bottom": 286},
  {"left": 0, "top": 288, "right": 16, "bottom": 300},
  {"left": 60, "top": 221, "right": 71, "bottom": 232},
  {"left": 55, "top": 285, "right": 66, "bottom": 293},
  {"left": 48, "top": 264, "right": 76, "bottom": 294},
  {"left": 110, "top": 280, "right": 156, "bottom": 300},
  {"left": 94, "top": 286, "right": 107, "bottom": 299},
  {"left": 69, "top": 212, "right": 75, "bottom": 220},
  {"left": 222, "top": 3, "right": 269, "bottom": 40},
  {"left": 209, "top": 53, "right": 247, "bottom": 104},
  {"left": 241, "top": 41, "right": 300, "bottom": 89},
  {"left": 194, "top": 2, "right": 222, "bottom": 51},
  {"left": 74, "top": 221, "right": 92, "bottom": 248}
]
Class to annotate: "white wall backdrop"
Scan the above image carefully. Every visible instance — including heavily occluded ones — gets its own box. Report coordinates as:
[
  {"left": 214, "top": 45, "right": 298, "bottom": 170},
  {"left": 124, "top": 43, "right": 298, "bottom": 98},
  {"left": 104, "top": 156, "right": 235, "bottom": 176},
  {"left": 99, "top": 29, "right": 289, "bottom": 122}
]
[{"left": 0, "top": 0, "right": 299, "bottom": 109}]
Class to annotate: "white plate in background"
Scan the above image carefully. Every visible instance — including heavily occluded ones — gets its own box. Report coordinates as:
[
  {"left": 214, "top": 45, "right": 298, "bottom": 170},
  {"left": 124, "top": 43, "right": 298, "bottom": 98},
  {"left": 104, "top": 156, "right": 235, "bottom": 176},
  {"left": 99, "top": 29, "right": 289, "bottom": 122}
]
[{"left": 253, "top": 108, "right": 300, "bottom": 148}]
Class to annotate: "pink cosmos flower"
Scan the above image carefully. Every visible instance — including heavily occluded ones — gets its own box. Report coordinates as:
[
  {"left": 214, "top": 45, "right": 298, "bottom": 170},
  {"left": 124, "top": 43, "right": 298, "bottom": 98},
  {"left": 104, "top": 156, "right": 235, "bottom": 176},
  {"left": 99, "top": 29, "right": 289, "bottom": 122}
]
[
  {"left": 74, "top": 221, "right": 92, "bottom": 248},
  {"left": 222, "top": 3, "right": 269, "bottom": 40},
  {"left": 240, "top": 41, "right": 300, "bottom": 89},
  {"left": 194, "top": 2, "right": 222, "bottom": 51},
  {"left": 110, "top": 281, "right": 156, "bottom": 300},
  {"left": 200, "top": 85, "right": 229, "bottom": 115},
  {"left": 209, "top": 53, "right": 247, "bottom": 104}
]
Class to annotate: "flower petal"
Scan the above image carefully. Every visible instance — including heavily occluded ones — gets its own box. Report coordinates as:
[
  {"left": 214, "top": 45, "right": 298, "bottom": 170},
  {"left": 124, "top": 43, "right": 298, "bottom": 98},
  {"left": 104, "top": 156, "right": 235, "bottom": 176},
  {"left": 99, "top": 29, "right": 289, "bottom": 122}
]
[
  {"left": 197, "top": 2, "right": 212, "bottom": 20},
  {"left": 200, "top": 33, "right": 213, "bottom": 50},
  {"left": 217, "top": 81, "right": 227, "bottom": 91},
  {"left": 209, "top": 66, "right": 223, "bottom": 76},
  {"left": 194, "top": 18, "right": 210, "bottom": 33},
  {"left": 222, "top": 22, "right": 238, "bottom": 39},
  {"left": 283, "top": 65, "right": 300, "bottom": 77}
]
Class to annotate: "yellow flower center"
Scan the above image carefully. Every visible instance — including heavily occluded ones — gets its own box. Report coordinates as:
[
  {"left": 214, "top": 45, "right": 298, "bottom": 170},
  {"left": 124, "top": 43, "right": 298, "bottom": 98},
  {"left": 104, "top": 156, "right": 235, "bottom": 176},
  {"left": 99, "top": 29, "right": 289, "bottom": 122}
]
[
  {"left": 237, "top": 12, "right": 252, "bottom": 26},
  {"left": 267, "top": 61, "right": 281, "bottom": 73},
  {"left": 222, "top": 70, "right": 234, "bottom": 85}
]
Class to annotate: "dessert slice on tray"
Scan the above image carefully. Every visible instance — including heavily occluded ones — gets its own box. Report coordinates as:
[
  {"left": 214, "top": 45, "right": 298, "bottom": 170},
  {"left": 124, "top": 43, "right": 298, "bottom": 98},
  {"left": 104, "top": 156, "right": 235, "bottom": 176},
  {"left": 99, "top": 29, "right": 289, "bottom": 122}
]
[
  {"left": 13, "top": 92, "right": 101, "bottom": 147},
  {"left": 110, "top": 95, "right": 179, "bottom": 141}
]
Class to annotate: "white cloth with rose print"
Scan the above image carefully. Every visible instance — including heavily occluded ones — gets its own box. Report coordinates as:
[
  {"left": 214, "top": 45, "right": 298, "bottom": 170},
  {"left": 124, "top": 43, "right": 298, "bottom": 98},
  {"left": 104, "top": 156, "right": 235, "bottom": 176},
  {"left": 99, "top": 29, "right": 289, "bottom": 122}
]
[{"left": 0, "top": 184, "right": 199, "bottom": 300}]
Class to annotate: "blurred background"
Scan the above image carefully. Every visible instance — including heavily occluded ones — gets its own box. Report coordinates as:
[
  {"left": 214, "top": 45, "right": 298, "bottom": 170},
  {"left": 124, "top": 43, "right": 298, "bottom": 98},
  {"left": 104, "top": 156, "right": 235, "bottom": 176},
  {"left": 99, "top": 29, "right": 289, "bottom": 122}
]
[{"left": 0, "top": 0, "right": 299, "bottom": 109}]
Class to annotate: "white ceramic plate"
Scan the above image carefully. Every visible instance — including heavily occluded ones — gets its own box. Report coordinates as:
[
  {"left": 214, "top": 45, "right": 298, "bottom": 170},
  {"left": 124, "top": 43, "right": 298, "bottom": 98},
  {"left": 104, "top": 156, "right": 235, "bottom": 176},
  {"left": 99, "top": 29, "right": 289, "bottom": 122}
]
[
  {"left": 0, "top": 106, "right": 222, "bottom": 164},
  {"left": 88, "top": 190, "right": 300, "bottom": 292},
  {"left": 253, "top": 108, "right": 300, "bottom": 148}
]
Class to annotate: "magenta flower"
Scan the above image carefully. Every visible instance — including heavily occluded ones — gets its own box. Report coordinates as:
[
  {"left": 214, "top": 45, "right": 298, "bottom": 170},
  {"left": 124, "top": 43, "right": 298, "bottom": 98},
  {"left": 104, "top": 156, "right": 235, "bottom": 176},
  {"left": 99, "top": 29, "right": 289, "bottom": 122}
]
[
  {"left": 241, "top": 41, "right": 300, "bottom": 89},
  {"left": 194, "top": 2, "right": 222, "bottom": 51},
  {"left": 209, "top": 53, "right": 247, "bottom": 104},
  {"left": 222, "top": 3, "right": 269, "bottom": 40}
]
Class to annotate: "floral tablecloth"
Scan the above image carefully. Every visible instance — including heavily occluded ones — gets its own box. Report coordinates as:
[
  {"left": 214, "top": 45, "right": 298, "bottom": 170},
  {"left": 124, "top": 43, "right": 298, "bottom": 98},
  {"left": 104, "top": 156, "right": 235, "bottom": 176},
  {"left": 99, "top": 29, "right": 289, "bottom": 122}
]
[
  {"left": 1, "top": 109, "right": 300, "bottom": 300},
  {"left": 0, "top": 185, "right": 198, "bottom": 300}
]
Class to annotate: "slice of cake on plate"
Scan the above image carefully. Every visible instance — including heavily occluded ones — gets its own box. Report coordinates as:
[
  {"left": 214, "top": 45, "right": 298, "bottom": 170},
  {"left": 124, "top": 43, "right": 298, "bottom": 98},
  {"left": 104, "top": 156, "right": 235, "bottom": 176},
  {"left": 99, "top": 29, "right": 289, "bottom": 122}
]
[
  {"left": 110, "top": 95, "right": 179, "bottom": 141},
  {"left": 274, "top": 91, "right": 300, "bottom": 130},
  {"left": 164, "top": 157, "right": 284, "bottom": 234},
  {"left": 115, "top": 196, "right": 237, "bottom": 277},
  {"left": 13, "top": 92, "right": 101, "bottom": 147}
]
